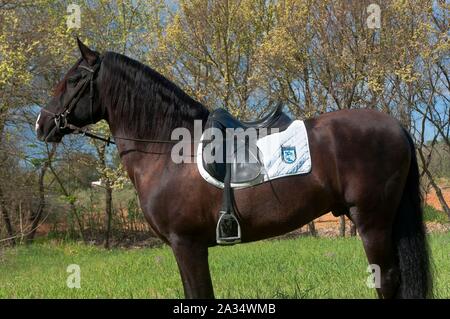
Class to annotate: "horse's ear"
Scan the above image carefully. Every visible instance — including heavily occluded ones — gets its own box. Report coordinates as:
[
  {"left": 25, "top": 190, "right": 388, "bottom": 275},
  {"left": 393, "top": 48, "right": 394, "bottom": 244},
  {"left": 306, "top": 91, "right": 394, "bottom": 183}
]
[{"left": 77, "top": 37, "right": 98, "bottom": 66}]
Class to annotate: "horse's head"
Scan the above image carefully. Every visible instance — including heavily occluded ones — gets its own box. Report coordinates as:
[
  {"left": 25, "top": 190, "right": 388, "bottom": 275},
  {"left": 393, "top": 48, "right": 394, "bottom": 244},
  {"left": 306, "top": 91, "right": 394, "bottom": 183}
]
[{"left": 36, "top": 38, "right": 103, "bottom": 142}]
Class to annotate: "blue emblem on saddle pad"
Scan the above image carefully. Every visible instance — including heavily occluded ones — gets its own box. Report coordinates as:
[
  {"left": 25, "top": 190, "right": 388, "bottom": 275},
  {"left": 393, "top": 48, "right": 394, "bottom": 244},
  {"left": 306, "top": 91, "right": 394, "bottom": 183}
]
[{"left": 281, "top": 146, "right": 297, "bottom": 164}]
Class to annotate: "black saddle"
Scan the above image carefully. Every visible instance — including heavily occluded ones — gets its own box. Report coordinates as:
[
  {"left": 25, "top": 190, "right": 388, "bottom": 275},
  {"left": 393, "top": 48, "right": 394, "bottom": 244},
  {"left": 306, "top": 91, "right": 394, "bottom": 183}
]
[
  {"left": 201, "top": 103, "right": 292, "bottom": 184},
  {"left": 209, "top": 102, "right": 292, "bottom": 130},
  {"left": 202, "top": 104, "right": 293, "bottom": 245}
]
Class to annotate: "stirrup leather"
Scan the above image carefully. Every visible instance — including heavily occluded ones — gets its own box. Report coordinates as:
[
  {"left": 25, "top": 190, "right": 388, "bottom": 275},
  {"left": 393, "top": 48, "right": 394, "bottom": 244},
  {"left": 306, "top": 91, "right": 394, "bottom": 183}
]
[{"left": 216, "top": 163, "right": 242, "bottom": 245}]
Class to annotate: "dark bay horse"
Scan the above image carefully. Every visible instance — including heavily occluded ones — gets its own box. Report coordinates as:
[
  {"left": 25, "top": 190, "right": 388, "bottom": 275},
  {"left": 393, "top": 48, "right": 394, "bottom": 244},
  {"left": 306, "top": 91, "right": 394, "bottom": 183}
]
[{"left": 36, "top": 39, "right": 431, "bottom": 299}]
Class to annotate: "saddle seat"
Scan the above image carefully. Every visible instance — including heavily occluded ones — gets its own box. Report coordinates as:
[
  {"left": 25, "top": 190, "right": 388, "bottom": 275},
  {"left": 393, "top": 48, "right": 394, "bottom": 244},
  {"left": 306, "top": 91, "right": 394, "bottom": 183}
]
[
  {"left": 201, "top": 103, "right": 292, "bottom": 184},
  {"left": 210, "top": 102, "right": 291, "bottom": 130}
]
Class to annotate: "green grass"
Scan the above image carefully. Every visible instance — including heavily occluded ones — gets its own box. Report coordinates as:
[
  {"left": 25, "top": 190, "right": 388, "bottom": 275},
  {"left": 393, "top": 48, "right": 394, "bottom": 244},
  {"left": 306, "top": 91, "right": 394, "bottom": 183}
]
[
  {"left": 1, "top": 234, "right": 449, "bottom": 298},
  {"left": 424, "top": 205, "right": 449, "bottom": 224}
]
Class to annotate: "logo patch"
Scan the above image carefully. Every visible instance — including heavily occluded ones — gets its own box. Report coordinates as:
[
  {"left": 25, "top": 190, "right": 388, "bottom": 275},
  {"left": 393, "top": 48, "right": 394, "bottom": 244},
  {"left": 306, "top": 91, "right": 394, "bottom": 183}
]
[{"left": 281, "top": 146, "right": 297, "bottom": 164}]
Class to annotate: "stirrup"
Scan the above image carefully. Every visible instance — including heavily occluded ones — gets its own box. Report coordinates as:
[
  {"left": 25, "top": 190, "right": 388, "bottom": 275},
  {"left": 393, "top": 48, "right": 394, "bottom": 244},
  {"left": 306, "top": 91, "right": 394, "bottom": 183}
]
[{"left": 216, "top": 211, "right": 241, "bottom": 245}]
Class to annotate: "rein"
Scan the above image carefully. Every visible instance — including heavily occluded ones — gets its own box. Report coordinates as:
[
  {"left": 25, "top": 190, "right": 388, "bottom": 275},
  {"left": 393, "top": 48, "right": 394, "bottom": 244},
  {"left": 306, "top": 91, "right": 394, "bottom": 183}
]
[{"left": 65, "top": 123, "right": 180, "bottom": 146}]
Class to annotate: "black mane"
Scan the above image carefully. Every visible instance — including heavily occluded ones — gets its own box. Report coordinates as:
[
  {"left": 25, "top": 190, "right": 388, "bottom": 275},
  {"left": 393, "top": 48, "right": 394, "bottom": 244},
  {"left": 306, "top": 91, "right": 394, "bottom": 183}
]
[{"left": 100, "top": 52, "right": 209, "bottom": 139}]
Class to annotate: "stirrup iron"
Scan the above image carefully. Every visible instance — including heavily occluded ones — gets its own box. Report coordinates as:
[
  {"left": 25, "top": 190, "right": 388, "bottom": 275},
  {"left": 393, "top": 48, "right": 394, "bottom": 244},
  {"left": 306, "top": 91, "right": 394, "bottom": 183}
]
[{"left": 216, "top": 211, "right": 241, "bottom": 245}]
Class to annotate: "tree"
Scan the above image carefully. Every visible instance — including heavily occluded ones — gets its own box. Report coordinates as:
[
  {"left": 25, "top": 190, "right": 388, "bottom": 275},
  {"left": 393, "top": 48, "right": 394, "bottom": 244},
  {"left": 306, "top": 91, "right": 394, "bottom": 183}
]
[
  {"left": 1, "top": 0, "right": 163, "bottom": 244},
  {"left": 90, "top": 121, "right": 129, "bottom": 248},
  {"left": 152, "top": 0, "right": 278, "bottom": 116},
  {"left": 26, "top": 144, "right": 57, "bottom": 243},
  {"left": 2, "top": 0, "right": 449, "bottom": 245}
]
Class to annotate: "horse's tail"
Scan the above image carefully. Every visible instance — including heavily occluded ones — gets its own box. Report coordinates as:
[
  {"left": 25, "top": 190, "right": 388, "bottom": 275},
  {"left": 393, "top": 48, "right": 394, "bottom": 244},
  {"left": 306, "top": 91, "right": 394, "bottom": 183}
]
[{"left": 393, "top": 128, "right": 432, "bottom": 298}]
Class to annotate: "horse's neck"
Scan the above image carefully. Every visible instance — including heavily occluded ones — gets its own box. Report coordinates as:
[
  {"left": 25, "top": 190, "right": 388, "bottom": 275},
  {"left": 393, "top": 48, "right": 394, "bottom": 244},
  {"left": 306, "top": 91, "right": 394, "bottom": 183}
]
[
  {"left": 107, "top": 102, "right": 208, "bottom": 149},
  {"left": 105, "top": 94, "right": 209, "bottom": 144},
  {"left": 107, "top": 104, "right": 207, "bottom": 192},
  {"left": 100, "top": 60, "right": 210, "bottom": 188}
]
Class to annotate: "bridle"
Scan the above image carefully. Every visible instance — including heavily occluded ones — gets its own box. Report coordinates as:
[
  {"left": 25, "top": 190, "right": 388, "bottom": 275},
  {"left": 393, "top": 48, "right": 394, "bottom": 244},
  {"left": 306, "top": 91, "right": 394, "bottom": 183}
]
[
  {"left": 40, "top": 57, "right": 180, "bottom": 147},
  {"left": 41, "top": 59, "right": 102, "bottom": 140}
]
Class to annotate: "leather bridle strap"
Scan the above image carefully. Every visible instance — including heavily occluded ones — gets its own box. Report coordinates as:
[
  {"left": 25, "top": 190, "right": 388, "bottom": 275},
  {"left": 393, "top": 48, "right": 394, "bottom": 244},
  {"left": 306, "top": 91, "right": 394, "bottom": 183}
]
[
  {"left": 63, "top": 64, "right": 100, "bottom": 126},
  {"left": 65, "top": 123, "right": 181, "bottom": 146},
  {"left": 79, "top": 64, "right": 98, "bottom": 125},
  {"left": 41, "top": 61, "right": 101, "bottom": 131}
]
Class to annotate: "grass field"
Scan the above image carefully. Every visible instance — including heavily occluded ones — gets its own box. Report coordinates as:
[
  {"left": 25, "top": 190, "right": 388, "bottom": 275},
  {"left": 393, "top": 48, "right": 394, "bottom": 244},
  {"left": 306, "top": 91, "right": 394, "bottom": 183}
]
[{"left": 1, "top": 234, "right": 449, "bottom": 298}]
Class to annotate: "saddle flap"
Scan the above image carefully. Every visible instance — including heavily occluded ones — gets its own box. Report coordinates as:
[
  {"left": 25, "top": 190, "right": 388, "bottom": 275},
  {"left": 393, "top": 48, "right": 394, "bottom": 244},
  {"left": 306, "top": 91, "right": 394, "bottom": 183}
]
[{"left": 229, "top": 140, "right": 262, "bottom": 183}]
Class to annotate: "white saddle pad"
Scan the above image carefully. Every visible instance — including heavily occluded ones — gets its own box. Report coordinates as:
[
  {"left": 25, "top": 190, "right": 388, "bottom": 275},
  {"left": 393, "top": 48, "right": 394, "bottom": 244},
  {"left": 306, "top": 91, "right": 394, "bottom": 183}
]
[{"left": 197, "top": 120, "right": 312, "bottom": 189}]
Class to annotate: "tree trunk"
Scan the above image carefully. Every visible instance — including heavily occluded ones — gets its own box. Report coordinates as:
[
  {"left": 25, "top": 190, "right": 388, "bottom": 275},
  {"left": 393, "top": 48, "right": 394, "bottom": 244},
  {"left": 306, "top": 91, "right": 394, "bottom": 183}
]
[
  {"left": 427, "top": 176, "right": 450, "bottom": 220},
  {"left": 26, "top": 204, "right": 43, "bottom": 244},
  {"left": 104, "top": 183, "right": 113, "bottom": 249},
  {"left": 339, "top": 215, "right": 346, "bottom": 237},
  {"left": 350, "top": 221, "right": 357, "bottom": 236},
  {"left": 417, "top": 145, "right": 450, "bottom": 220},
  {"left": 0, "top": 120, "right": 15, "bottom": 246},
  {"left": 48, "top": 161, "right": 85, "bottom": 242},
  {"left": 26, "top": 145, "right": 56, "bottom": 243},
  {"left": 308, "top": 221, "right": 317, "bottom": 237},
  {"left": 0, "top": 187, "right": 15, "bottom": 246}
]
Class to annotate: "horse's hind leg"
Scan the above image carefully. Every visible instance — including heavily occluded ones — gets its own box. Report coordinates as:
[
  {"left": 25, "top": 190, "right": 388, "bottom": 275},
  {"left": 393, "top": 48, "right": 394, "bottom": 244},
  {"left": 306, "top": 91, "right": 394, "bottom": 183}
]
[
  {"left": 171, "top": 236, "right": 214, "bottom": 299},
  {"left": 350, "top": 206, "right": 400, "bottom": 299}
]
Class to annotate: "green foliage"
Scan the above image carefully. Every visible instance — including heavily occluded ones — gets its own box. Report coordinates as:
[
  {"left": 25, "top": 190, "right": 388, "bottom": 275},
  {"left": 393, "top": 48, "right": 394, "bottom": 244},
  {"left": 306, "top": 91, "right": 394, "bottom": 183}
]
[
  {"left": 29, "top": 158, "right": 46, "bottom": 168},
  {"left": 60, "top": 195, "right": 77, "bottom": 205},
  {"left": 423, "top": 205, "right": 448, "bottom": 224},
  {"left": 1, "top": 234, "right": 449, "bottom": 298},
  {"left": 126, "top": 196, "right": 140, "bottom": 221}
]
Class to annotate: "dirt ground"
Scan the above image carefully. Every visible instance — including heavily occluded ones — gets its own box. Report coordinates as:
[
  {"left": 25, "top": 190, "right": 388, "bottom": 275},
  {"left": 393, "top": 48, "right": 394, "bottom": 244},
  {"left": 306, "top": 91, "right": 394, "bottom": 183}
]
[{"left": 425, "top": 186, "right": 450, "bottom": 211}]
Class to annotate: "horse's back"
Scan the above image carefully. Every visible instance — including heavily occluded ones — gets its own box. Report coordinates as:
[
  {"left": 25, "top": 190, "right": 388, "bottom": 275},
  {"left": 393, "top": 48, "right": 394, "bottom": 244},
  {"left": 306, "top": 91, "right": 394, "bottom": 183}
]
[
  {"left": 308, "top": 108, "right": 403, "bottom": 134},
  {"left": 306, "top": 108, "right": 408, "bottom": 154}
]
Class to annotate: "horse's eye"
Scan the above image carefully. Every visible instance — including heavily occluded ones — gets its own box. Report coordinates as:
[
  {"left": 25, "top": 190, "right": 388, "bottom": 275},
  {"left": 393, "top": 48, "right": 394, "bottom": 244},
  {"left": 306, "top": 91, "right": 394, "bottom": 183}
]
[{"left": 67, "top": 74, "right": 82, "bottom": 85}]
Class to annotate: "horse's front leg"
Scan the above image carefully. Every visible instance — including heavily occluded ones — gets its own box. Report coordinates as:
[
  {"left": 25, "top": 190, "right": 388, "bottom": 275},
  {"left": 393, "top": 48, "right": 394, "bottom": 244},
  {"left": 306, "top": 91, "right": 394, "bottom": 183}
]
[{"left": 171, "top": 236, "right": 214, "bottom": 299}]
